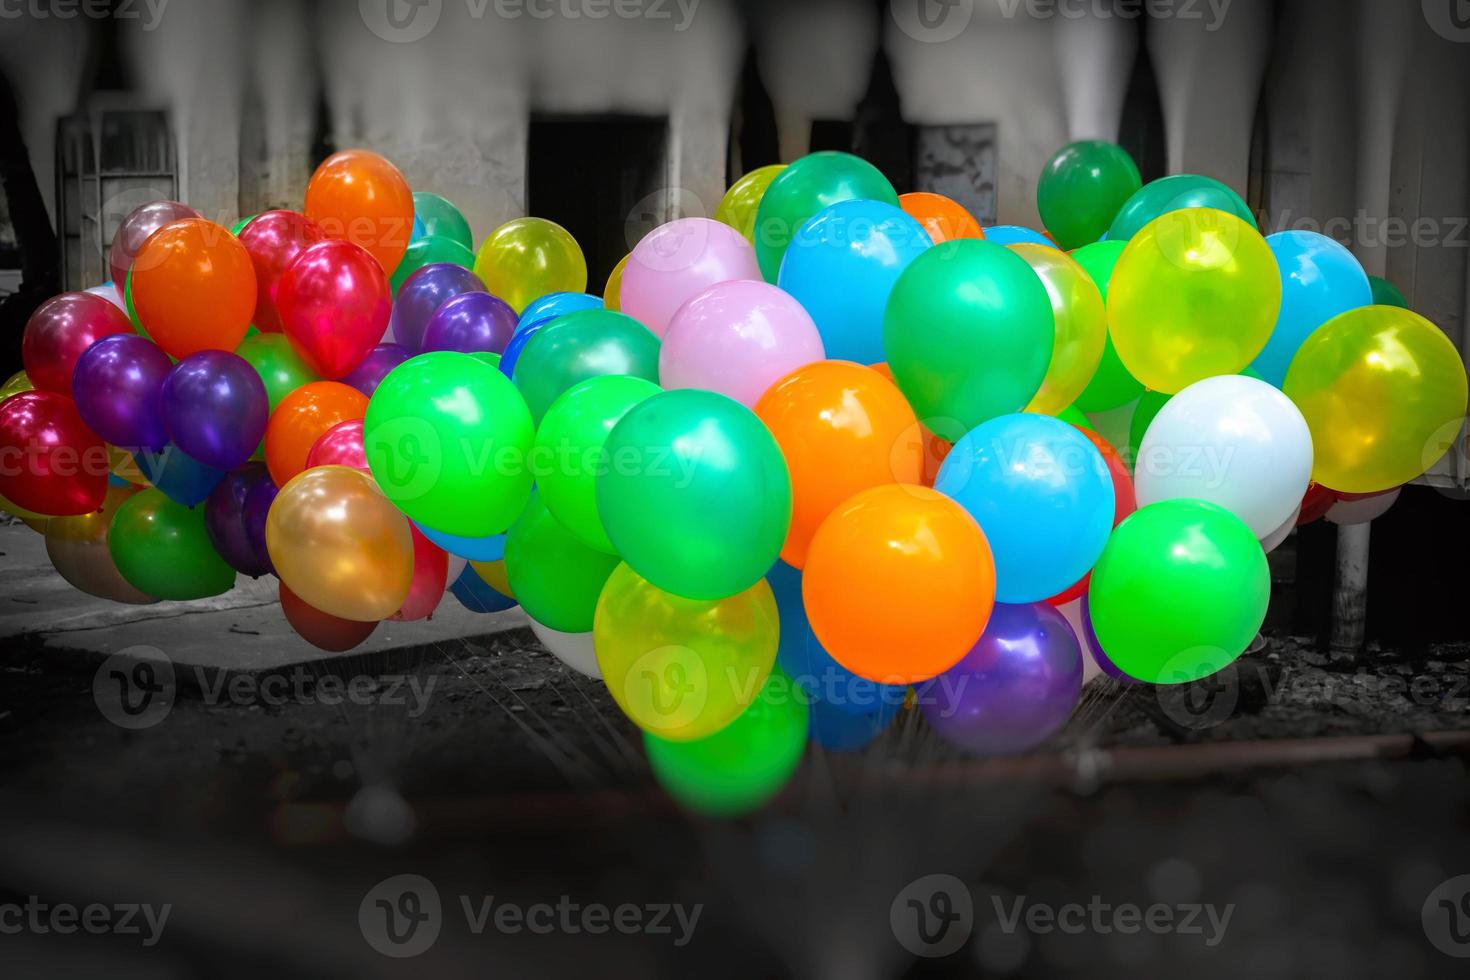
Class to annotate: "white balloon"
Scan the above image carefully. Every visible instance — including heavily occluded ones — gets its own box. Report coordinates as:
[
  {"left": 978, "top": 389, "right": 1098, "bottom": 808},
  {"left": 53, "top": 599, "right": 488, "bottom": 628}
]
[
  {"left": 1259, "top": 504, "right": 1300, "bottom": 554},
  {"left": 528, "top": 617, "right": 601, "bottom": 679},
  {"left": 444, "top": 555, "right": 468, "bottom": 594},
  {"left": 86, "top": 283, "right": 128, "bottom": 313},
  {"left": 1136, "top": 375, "right": 1313, "bottom": 537},
  {"left": 1326, "top": 487, "right": 1401, "bottom": 525}
]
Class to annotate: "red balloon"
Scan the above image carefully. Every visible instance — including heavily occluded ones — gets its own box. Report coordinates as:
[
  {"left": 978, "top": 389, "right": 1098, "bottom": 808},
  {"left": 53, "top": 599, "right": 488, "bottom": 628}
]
[
  {"left": 277, "top": 240, "right": 390, "bottom": 379},
  {"left": 391, "top": 525, "right": 449, "bottom": 622},
  {"left": 1047, "top": 426, "right": 1136, "bottom": 606},
  {"left": 23, "top": 292, "right": 134, "bottom": 393},
  {"left": 1297, "top": 482, "right": 1340, "bottom": 525},
  {"left": 237, "top": 210, "right": 328, "bottom": 333},
  {"left": 109, "top": 200, "right": 201, "bottom": 292},
  {"left": 305, "top": 418, "right": 369, "bottom": 472},
  {"left": 280, "top": 582, "right": 378, "bottom": 652},
  {"left": 0, "top": 391, "right": 108, "bottom": 516}
]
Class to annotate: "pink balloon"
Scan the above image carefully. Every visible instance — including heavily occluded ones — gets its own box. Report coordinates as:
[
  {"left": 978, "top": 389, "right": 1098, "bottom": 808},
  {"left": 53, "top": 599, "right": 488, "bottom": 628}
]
[
  {"left": 22, "top": 292, "right": 134, "bottom": 393},
  {"left": 619, "top": 218, "right": 761, "bottom": 338},
  {"left": 659, "top": 280, "right": 825, "bottom": 407},
  {"left": 305, "top": 418, "right": 370, "bottom": 472},
  {"left": 277, "top": 240, "right": 390, "bottom": 379}
]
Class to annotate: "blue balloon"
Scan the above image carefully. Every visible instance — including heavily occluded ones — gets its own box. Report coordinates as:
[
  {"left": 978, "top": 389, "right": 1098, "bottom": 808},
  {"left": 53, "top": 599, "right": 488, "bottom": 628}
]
[
  {"left": 515, "top": 292, "right": 602, "bottom": 336},
  {"left": 416, "top": 522, "right": 506, "bottom": 561},
  {"left": 450, "top": 564, "right": 518, "bottom": 613},
  {"left": 132, "top": 444, "right": 225, "bottom": 507},
  {"left": 499, "top": 319, "right": 546, "bottom": 379},
  {"left": 982, "top": 225, "right": 1056, "bottom": 247},
  {"left": 1250, "top": 231, "right": 1372, "bottom": 387},
  {"left": 777, "top": 199, "right": 932, "bottom": 363},
  {"left": 934, "top": 414, "right": 1114, "bottom": 603},
  {"left": 768, "top": 560, "right": 906, "bottom": 717},
  {"left": 410, "top": 214, "right": 428, "bottom": 243},
  {"left": 809, "top": 695, "right": 895, "bottom": 752}
]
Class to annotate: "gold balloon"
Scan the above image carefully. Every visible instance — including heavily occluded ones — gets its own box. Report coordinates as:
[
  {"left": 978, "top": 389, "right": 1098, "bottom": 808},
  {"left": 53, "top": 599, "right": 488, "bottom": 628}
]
[
  {"left": 266, "top": 465, "right": 414, "bottom": 622},
  {"left": 469, "top": 558, "right": 514, "bottom": 598},
  {"left": 1108, "top": 208, "right": 1280, "bottom": 394},
  {"left": 603, "top": 252, "right": 629, "bottom": 311},
  {"left": 109, "top": 446, "right": 152, "bottom": 486},
  {"left": 0, "top": 370, "right": 33, "bottom": 403},
  {"left": 472, "top": 217, "right": 587, "bottom": 314},
  {"left": 45, "top": 485, "right": 157, "bottom": 603},
  {"left": 1284, "top": 305, "right": 1469, "bottom": 493},
  {"left": 1010, "top": 243, "right": 1108, "bottom": 415},
  {"left": 715, "top": 165, "right": 787, "bottom": 242},
  {"left": 0, "top": 491, "right": 51, "bottom": 532}
]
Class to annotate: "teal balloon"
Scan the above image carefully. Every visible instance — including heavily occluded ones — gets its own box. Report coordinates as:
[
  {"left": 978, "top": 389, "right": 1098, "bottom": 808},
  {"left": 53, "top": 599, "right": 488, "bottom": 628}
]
[
  {"left": 389, "top": 234, "right": 476, "bottom": 293},
  {"left": 1368, "top": 274, "right": 1408, "bottom": 309},
  {"left": 753, "top": 151, "right": 899, "bottom": 282},
  {"left": 512, "top": 308, "right": 660, "bottom": 424},
  {"left": 1107, "top": 174, "right": 1256, "bottom": 242},
  {"left": 412, "top": 192, "right": 474, "bottom": 251},
  {"left": 596, "top": 388, "right": 791, "bottom": 600},
  {"left": 882, "top": 239, "right": 1054, "bottom": 435}
]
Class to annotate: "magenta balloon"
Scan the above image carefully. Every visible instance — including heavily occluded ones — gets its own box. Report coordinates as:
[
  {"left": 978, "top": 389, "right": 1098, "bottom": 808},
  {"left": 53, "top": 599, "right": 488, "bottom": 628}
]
[
  {"left": 305, "top": 418, "right": 370, "bottom": 472},
  {"left": 160, "top": 350, "right": 270, "bottom": 469},
  {"left": 619, "top": 218, "right": 761, "bottom": 338},
  {"left": 421, "top": 291, "right": 518, "bottom": 355},
  {"left": 277, "top": 240, "right": 391, "bottom": 379},
  {"left": 340, "top": 343, "right": 413, "bottom": 398},
  {"left": 22, "top": 292, "right": 134, "bottom": 393},
  {"left": 659, "top": 279, "right": 825, "bottom": 407},
  {"left": 391, "top": 263, "right": 487, "bottom": 352},
  {"left": 237, "top": 210, "right": 328, "bottom": 333},
  {"left": 109, "top": 200, "right": 201, "bottom": 291},
  {"left": 72, "top": 334, "right": 173, "bottom": 450}
]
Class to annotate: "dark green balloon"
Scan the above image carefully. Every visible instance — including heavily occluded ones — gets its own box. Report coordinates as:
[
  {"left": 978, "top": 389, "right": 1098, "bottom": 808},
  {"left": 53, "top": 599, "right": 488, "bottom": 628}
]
[
  {"left": 504, "top": 491, "right": 620, "bottom": 633},
  {"left": 1070, "top": 240, "right": 1144, "bottom": 413},
  {"left": 1107, "top": 174, "right": 1256, "bottom": 242},
  {"left": 1368, "top": 275, "right": 1408, "bottom": 309},
  {"left": 109, "top": 489, "right": 236, "bottom": 600},
  {"left": 390, "top": 234, "right": 476, "bottom": 293},
  {"left": 882, "top": 239, "right": 1054, "bottom": 434},
  {"left": 1037, "top": 141, "right": 1142, "bottom": 250},
  {"left": 753, "top": 151, "right": 899, "bottom": 282},
  {"left": 413, "top": 192, "right": 475, "bottom": 251},
  {"left": 512, "top": 309, "right": 660, "bottom": 425}
]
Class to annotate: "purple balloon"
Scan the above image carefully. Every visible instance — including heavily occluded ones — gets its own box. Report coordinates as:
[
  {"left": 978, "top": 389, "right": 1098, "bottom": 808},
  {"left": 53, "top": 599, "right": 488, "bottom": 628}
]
[
  {"left": 421, "top": 291, "right": 518, "bottom": 355},
  {"left": 243, "top": 473, "right": 278, "bottom": 575},
  {"left": 1080, "top": 595, "right": 1136, "bottom": 683},
  {"left": 341, "top": 343, "right": 413, "bottom": 398},
  {"left": 392, "top": 263, "right": 486, "bottom": 351},
  {"left": 919, "top": 602, "right": 1083, "bottom": 755},
  {"left": 160, "top": 351, "right": 269, "bottom": 470},
  {"left": 72, "top": 334, "right": 173, "bottom": 450},
  {"left": 205, "top": 464, "right": 273, "bottom": 577}
]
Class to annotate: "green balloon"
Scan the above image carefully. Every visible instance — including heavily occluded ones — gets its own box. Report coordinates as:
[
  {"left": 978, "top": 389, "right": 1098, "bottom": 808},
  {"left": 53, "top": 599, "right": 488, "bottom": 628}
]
[
  {"left": 533, "top": 374, "right": 661, "bottom": 553},
  {"left": 596, "top": 388, "right": 791, "bottom": 601},
  {"left": 413, "top": 192, "right": 474, "bottom": 251},
  {"left": 109, "top": 489, "right": 236, "bottom": 600},
  {"left": 1107, "top": 174, "right": 1256, "bottom": 242},
  {"left": 644, "top": 667, "right": 808, "bottom": 818},
  {"left": 882, "top": 239, "right": 1054, "bottom": 435},
  {"left": 389, "top": 234, "right": 476, "bottom": 294},
  {"left": 753, "top": 151, "right": 900, "bottom": 282},
  {"left": 1070, "top": 239, "right": 1144, "bottom": 413},
  {"left": 1128, "top": 388, "right": 1171, "bottom": 470},
  {"left": 1055, "top": 403, "right": 1094, "bottom": 431},
  {"left": 236, "top": 333, "right": 319, "bottom": 412},
  {"left": 124, "top": 269, "right": 146, "bottom": 337},
  {"left": 512, "top": 309, "right": 660, "bottom": 425},
  {"left": 364, "top": 351, "right": 535, "bottom": 538},
  {"left": 1037, "top": 141, "right": 1142, "bottom": 250},
  {"left": 1368, "top": 274, "right": 1408, "bottom": 309},
  {"left": 504, "top": 491, "right": 620, "bottom": 632},
  {"left": 1088, "top": 499, "right": 1269, "bottom": 684},
  {"left": 230, "top": 214, "right": 259, "bottom": 236}
]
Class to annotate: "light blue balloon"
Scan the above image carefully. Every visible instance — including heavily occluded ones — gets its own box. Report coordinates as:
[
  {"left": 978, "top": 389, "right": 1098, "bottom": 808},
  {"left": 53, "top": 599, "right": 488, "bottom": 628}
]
[
  {"left": 515, "top": 292, "right": 602, "bottom": 337},
  {"left": 410, "top": 214, "right": 428, "bottom": 243},
  {"left": 777, "top": 199, "right": 932, "bottom": 364},
  {"left": 1250, "top": 231, "right": 1372, "bottom": 388},
  {"left": 415, "top": 522, "right": 506, "bottom": 561},
  {"left": 450, "top": 564, "right": 517, "bottom": 613},
  {"left": 934, "top": 414, "right": 1114, "bottom": 603},
  {"left": 982, "top": 225, "right": 1056, "bottom": 248}
]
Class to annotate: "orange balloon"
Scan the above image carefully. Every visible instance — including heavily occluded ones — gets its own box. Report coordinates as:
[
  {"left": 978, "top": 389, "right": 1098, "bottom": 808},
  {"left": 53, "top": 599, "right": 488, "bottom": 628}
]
[
  {"left": 304, "top": 149, "right": 415, "bottom": 276},
  {"left": 870, "top": 363, "right": 953, "bottom": 486},
  {"left": 899, "top": 192, "right": 984, "bottom": 244},
  {"left": 264, "top": 381, "right": 369, "bottom": 486},
  {"left": 755, "top": 361, "right": 923, "bottom": 568},
  {"left": 130, "top": 218, "right": 257, "bottom": 359},
  {"left": 803, "top": 484, "right": 995, "bottom": 684}
]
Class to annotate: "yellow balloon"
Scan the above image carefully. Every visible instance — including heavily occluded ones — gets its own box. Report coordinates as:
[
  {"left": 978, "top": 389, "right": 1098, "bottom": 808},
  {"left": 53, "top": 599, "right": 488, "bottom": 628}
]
[
  {"left": 265, "top": 465, "right": 414, "bottom": 622},
  {"left": 714, "top": 164, "right": 787, "bottom": 242},
  {"left": 45, "top": 485, "right": 157, "bottom": 603},
  {"left": 469, "top": 558, "right": 514, "bottom": 598},
  {"left": 1, "top": 370, "right": 33, "bottom": 403},
  {"left": 473, "top": 217, "right": 587, "bottom": 314},
  {"left": 1009, "top": 243, "right": 1108, "bottom": 415},
  {"left": 593, "top": 562, "right": 778, "bottom": 742},
  {"left": 603, "top": 252, "right": 629, "bottom": 312},
  {"left": 1108, "top": 208, "right": 1280, "bottom": 394},
  {"left": 1284, "top": 305, "right": 1468, "bottom": 493},
  {"left": 109, "top": 446, "right": 152, "bottom": 486}
]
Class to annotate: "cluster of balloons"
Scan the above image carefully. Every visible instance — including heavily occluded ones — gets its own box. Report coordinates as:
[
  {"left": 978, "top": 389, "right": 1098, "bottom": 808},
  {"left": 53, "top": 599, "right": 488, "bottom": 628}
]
[{"left": 6, "top": 140, "right": 1467, "bottom": 819}]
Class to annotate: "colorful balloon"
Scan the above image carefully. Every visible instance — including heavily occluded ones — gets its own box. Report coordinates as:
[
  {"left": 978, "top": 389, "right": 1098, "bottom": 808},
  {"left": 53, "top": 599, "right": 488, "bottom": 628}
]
[
  {"left": 418, "top": 522, "right": 505, "bottom": 562},
  {"left": 1007, "top": 243, "right": 1107, "bottom": 415},
  {"left": 982, "top": 226, "right": 1055, "bottom": 247},
  {"left": 1283, "top": 305, "right": 1468, "bottom": 493},
  {"left": 235, "top": 332, "right": 321, "bottom": 414},
  {"left": 802, "top": 484, "right": 995, "bottom": 684},
  {"left": 339, "top": 343, "right": 411, "bottom": 398},
  {"left": 389, "top": 234, "right": 476, "bottom": 294},
  {"left": 161, "top": 351, "right": 270, "bottom": 470},
  {"left": 620, "top": 218, "right": 761, "bottom": 339},
  {"left": 304, "top": 149, "right": 415, "bottom": 274},
  {"left": 450, "top": 563, "right": 518, "bottom": 614},
  {"left": 869, "top": 362, "right": 953, "bottom": 486},
  {"left": 0, "top": 391, "right": 108, "bottom": 516},
  {"left": 1368, "top": 274, "right": 1408, "bottom": 309},
  {"left": 391, "top": 263, "right": 487, "bottom": 352},
  {"left": 412, "top": 191, "right": 473, "bottom": 250},
  {"left": 264, "top": 381, "right": 369, "bottom": 486},
  {"left": 515, "top": 291, "right": 602, "bottom": 337},
  {"left": 44, "top": 484, "right": 156, "bottom": 604},
  {"left": 0, "top": 370, "right": 33, "bottom": 402},
  {"left": 512, "top": 308, "right": 660, "bottom": 424},
  {"left": 594, "top": 562, "right": 779, "bottom": 742},
  {"left": 236, "top": 210, "right": 328, "bottom": 333},
  {"left": 473, "top": 217, "right": 587, "bottom": 314},
  {"left": 130, "top": 218, "right": 257, "bottom": 359},
  {"left": 1069, "top": 239, "right": 1143, "bottom": 412},
  {"left": 528, "top": 616, "right": 600, "bottom": 678},
  {"left": 71, "top": 334, "right": 172, "bottom": 450},
  {"left": 108, "top": 200, "right": 201, "bottom": 291},
  {"left": 23, "top": 292, "right": 134, "bottom": 393},
  {"left": 109, "top": 488, "right": 236, "bottom": 600},
  {"left": 421, "top": 291, "right": 517, "bottom": 355},
  {"left": 277, "top": 239, "right": 391, "bottom": 379},
  {"left": 1037, "top": 141, "right": 1143, "bottom": 250},
  {"left": 597, "top": 388, "right": 791, "bottom": 600},
  {"left": 505, "top": 492, "right": 620, "bottom": 632},
  {"left": 898, "top": 191, "right": 983, "bottom": 243},
  {"left": 1108, "top": 173, "right": 1256, "bottom": 242},
  {"left": 131, "top": 443, "right": 225, "bottom": 507},
  {"left": 393, "top": 525, "right": 449, "bottom": 622},
  {"left": 1044, "top": 426, "right": 1137, "bottom": 605},
  {"left": 603, "top": 253, "right": 629, "bottom": 311},
  {"left": 754, "top": 151, "right": 899, "bottom": 281},
  {"left": 280, "top": 583, "right": 378, "bottom": 652},
  {"left": 306, "top": 418, "right": 370, "bottom": 472},
  {"left": 204, "top": 463, "right": 275, "bottom": 577},
  {"left": 1250, "top": 231, "right": 1372, "bottom": 387},
  {"left": 715, "top": 164, "right": 787, "bottom": 241}
]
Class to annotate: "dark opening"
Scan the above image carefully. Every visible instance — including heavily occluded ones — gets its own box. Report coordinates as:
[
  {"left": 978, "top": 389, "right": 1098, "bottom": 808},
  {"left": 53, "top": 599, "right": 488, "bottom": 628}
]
[
  {"left": 527, "top": 115, "right": 669, "bottom": 291},
  {"left": 1118, "top": 30, "right": 1168, "bottom": 183}
]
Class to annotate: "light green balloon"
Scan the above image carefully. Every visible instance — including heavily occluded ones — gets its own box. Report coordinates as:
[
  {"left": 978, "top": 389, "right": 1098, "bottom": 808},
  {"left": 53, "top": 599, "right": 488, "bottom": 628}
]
[
  {"left": 1070, "top": 239, "right": 1144, "bottom": 413},
  {"left": 109, "top": 489, "right": 236, "bottom": 600},
  {"left": 236, "top": 333, "right": 319, "bottom": 412},
  {"left": 512, "top": 309, "right": 660, "bottom": 425},
  {"left": 753, "top": 151, "right": 899, "bottom": 282},
  {"left": 533, "top": 374, "right": 661, "bottom": 553},
  {"left": 504, "top": 492, "right": 620, "bottom": 633}
]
